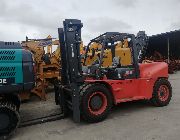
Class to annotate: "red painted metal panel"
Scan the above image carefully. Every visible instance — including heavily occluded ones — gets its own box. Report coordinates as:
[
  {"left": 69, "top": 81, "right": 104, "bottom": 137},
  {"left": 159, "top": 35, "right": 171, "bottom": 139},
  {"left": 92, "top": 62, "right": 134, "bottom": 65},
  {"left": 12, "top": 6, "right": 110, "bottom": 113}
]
[{"left": 85, "top": 62, "right": 168, "bottom": 104}]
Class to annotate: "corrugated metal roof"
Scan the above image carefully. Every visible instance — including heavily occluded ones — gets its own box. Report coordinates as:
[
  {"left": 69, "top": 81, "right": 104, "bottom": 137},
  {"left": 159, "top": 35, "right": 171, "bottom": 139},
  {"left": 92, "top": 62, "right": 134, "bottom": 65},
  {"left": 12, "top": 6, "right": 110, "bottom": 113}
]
[
  {"left": 147, "top": 29, "right": 180, "bottom": 59},
  {"left": 150, "top": 29, "right": 180, "bottom": 38}
]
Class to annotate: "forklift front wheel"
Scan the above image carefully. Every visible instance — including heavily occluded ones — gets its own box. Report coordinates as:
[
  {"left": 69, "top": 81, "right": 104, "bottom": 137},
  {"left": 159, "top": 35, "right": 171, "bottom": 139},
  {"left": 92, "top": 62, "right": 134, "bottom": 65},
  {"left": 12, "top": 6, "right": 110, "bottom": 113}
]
[{"left": 81, "top": 84, "right": 112, "bottom": 123}]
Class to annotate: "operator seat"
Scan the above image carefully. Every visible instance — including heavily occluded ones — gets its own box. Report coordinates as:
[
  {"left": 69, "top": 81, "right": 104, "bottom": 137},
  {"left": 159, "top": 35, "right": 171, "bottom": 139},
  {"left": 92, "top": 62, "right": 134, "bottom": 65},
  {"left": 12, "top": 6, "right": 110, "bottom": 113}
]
[
  {"left": 112, "top": 57, "right": 121, "bottom": 67},
  {"left": 106, "top": 56, "right": 135, "bottom": 79},
  {"left": 43, "top": 53, "right": 51, "bottom": 64},
  {"left": 106, "top": 57, "right": 122, "bottom": 79}
]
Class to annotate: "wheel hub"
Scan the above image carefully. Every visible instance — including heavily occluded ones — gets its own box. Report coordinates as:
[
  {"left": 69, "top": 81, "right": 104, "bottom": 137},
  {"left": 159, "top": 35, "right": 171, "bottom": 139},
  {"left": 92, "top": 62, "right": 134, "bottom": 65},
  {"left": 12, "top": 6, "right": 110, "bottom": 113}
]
[
  {"left": 88, "top": 91, "right": 108, "bottom": 116},
  {"left": 90, "top": 95, "right": 103, "bottom": 110},
  {"left": 160, "top": 92, "right": 165, "bottom": 97},
  {"left": 158, "top": 85, "right": 169, "bottom": 102}
]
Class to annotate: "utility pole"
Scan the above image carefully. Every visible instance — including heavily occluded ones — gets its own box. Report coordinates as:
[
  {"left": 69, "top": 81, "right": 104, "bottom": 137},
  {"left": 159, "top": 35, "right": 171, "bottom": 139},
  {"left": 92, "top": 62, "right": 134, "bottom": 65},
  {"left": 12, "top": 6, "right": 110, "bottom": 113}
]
[{"left": 167, "top": 37, "right": 170, "bottom": 63}]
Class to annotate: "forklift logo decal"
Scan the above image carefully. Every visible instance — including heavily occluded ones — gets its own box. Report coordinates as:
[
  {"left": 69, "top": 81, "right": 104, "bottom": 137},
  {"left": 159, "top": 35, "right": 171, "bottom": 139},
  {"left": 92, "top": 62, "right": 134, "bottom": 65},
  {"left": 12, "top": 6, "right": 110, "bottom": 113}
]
[
  {"left": 125, "top": 70, "right": 133, "bottom": 75},
  {"left": 0, "top": 79, "right": 7, "bottom": 84}
]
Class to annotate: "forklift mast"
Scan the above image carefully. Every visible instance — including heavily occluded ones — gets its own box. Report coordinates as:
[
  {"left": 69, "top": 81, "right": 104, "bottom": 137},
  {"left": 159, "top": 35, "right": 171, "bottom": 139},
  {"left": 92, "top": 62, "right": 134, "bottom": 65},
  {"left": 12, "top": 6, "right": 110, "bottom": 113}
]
[
  {"left": 58, "top": 19, "right": 83, "bottom": 122},
  {"left": 59, "top": 19, "right": 83, "bottom": 84}
]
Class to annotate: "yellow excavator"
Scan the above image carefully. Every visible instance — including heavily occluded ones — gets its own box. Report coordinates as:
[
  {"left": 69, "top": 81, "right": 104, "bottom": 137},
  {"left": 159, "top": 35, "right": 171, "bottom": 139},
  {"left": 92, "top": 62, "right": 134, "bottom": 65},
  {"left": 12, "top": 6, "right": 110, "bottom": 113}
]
[
  {"left": 20, "top": 35, "right": 60, "bottom": 100},
  {"left": 84, "top": 39, "right": 132, "bottom": 67}
]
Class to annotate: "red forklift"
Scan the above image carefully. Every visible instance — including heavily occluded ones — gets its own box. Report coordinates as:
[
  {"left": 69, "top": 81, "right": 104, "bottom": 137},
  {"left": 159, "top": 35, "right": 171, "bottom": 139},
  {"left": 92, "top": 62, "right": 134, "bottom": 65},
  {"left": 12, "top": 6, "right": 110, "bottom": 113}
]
[{"left": 55, "top": 19, "right": 172, "bottom": 123}]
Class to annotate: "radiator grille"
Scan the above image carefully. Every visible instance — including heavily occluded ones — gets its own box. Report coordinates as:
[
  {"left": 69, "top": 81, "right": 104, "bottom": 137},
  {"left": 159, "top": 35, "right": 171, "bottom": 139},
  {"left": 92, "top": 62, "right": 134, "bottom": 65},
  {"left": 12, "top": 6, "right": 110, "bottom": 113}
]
[
  {"left": 0, "top": 67, "right": 16, "bottom": 77},
  {"left": 0, "top": 56, "right": 15, "bottom": 61},
  {"left": 0, "top": 67, "right": 15, "bottom": 71},
  {"left": 0, "top": 72, "right": 16, "bottom": 77},
  {"left": 0, "top": 49, "right": 22, "bottom": 83},
  {"left": 0, "top": 50, "right": 16, "bottom": 61},
  {"left": 0, "top": 50, "right": 15, "bottom": 55}
]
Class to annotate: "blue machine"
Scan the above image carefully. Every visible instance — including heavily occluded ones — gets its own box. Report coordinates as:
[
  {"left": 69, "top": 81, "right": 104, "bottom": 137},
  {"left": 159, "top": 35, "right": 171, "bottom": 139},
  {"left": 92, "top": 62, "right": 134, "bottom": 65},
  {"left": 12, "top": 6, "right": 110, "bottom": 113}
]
[{"left": 0, "top": 42, "right": 35, "bottom": 139}]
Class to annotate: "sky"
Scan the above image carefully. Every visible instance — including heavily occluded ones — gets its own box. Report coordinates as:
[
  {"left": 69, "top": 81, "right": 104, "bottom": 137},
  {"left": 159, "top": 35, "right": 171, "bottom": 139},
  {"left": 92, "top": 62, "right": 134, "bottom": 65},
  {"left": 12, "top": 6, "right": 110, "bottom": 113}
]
[{"left": 0, "top": 0, "right": 180, "bottom": 44}]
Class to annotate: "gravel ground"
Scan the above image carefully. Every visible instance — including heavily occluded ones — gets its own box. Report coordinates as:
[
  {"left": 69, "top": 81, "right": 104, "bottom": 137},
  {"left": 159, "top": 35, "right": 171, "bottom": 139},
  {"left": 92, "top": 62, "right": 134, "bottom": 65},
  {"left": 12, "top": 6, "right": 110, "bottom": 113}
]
[{"left": 11, "top": 72, "right": 180, "bottom": 140}]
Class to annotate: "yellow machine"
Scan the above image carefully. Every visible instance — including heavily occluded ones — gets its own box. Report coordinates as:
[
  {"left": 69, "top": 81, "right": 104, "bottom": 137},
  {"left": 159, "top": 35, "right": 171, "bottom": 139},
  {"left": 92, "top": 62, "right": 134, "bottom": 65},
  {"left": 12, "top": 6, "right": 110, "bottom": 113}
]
[
  {"left": 84, "top": 39, "right": 132, "bottom": 67},
  {"left": 20, "top": 36, "right": 84, "bottom": 101},
  {"left": 20, "top": 36, "right": 60, "bottom": 100}
]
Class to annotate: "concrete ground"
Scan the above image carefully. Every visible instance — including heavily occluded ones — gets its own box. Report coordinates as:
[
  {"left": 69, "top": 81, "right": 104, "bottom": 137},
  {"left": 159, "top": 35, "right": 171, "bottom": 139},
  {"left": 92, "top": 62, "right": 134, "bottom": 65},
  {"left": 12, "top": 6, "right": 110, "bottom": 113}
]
[{"left": 11, "top": 72, "right": 180, "bottom": 140}]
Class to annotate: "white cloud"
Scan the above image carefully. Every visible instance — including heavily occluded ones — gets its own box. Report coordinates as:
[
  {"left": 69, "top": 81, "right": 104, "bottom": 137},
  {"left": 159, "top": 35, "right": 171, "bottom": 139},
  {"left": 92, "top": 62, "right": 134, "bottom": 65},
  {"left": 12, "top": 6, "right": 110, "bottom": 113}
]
[{"left": 0, "top": 0, "right": 180, "bottom": 44}]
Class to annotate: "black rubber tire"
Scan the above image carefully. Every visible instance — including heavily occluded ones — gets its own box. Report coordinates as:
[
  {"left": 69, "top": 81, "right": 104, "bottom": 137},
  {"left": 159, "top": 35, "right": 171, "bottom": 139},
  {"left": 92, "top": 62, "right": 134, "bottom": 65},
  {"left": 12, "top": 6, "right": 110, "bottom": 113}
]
[
  {"left": 80, "top": 84, "right": 112, "bottom": 123},
  {"left": 150, "top": 78, "right": 172, "bottom": 107},
  {"left": 0, "top": 101, "right": 20, "bottom": 140}
]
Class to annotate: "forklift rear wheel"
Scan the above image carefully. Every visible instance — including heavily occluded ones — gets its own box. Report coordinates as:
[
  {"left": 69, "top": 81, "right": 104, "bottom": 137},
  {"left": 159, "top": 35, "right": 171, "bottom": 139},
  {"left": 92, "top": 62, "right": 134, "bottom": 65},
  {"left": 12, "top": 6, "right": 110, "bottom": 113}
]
[
  {"left": 81, "top": 84, "right": 112, "bottom": 123},
  {"left": 150, "top": 78, "right": 172, "bottom": 107}
]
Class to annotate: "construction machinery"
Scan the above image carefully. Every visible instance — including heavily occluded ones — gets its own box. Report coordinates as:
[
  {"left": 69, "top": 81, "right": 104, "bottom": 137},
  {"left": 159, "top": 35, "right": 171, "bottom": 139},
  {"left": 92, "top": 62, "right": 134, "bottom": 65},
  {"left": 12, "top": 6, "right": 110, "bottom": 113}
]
[
  {"left": 21, "top": 36, "right": 60, "bottom": 100},
  {"left": 0, "top": 42, "right": 35, "bottom": 139},
  {"left": 55, "top": 19, "right": 172, "bottom": 123},
  {"left": 0, "top": 19, "right": 173, "bottom": 139},
  {"left": 20, "top": 36, "right": 84, "bottom": 101},
  {"left": 84, "top": 40, "right": 132, "bottom": 67},
  {"left": 84, "top": 31, "right": 147, "bottom": 67}
]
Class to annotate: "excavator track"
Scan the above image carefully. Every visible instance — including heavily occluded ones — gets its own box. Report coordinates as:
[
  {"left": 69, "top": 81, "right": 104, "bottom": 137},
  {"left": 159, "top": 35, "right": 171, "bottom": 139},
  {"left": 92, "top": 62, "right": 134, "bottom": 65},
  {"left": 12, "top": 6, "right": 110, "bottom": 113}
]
[{"left": 0, "top": 101, "right": 20, "bottom": 140}]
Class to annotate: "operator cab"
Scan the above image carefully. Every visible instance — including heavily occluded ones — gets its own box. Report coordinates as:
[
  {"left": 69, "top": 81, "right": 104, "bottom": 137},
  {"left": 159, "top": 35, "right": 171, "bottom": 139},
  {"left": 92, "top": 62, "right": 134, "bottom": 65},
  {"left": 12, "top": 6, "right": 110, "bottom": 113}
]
[{"left": 82, "top": 32, "right": 146, "bottom": 80}]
